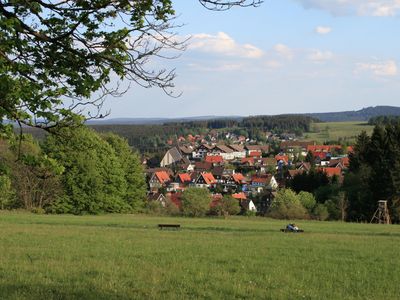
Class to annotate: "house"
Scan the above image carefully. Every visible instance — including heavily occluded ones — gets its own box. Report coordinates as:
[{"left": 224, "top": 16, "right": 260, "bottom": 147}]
[
  {"left": 248, "top": 151, "right": 262, "bottom": 159},
  {"left": 160, "top": 147, "right": 183, "bottom": 167},
  {"left": 166, "top": 192, "right": 182, "bottom": 209},
  {"left": 178, "top": 145, "right": 194, "bottom": 159},
  {"left": 213, "top": 145, "right": 235, "bottom": 160},
  {"left": 275, "top": 155, "right": 289, "bottom": 165},
  {"left": 240, "top": 199, "right": 257, "bottom": 212},
  {"left": 280, "top": 141, "right": 313, "bottom": 155},
  {"left": 228, "top": 144, "right": 246, "bottom": 159},
  {"left": 194, "top": 172, "right": 217, "bottom": 188},
  {"left": 231, "top": 173, "right": 246, "bottom": 185},
  {"left": 211, "top": 166, "right": 225, "bottom": 183},
  {"left": 148, "top": 171, "right": 171, "bottom": 192},
  {"left": 147, "top": 193, "right": 168, "bottom": 207},
  {"left": 193, "top": 144, "right": 214, "bottom": 159}
]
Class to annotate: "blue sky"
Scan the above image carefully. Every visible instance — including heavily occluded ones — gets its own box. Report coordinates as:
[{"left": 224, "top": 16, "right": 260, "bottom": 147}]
[{"left": 102, "top": 0, "right": 400, "bottom": 118}]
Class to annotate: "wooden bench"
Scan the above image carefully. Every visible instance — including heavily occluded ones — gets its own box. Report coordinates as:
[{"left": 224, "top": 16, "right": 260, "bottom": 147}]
[{"left": 158, "top": 224, "right": 180, "bottom": 230}]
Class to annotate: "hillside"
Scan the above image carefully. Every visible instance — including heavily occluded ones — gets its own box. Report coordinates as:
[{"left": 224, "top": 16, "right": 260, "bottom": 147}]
[{"left": 305, "top": 106, "right": 400, "bottom": 122}]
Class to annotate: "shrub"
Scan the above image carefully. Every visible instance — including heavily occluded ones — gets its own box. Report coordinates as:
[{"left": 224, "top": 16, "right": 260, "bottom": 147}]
[
  {"left": 268, "top": 189, "right": 308, "bottom": 219},
  {"left": 181, "top": 187, "right": 211, "bottom": 217}
]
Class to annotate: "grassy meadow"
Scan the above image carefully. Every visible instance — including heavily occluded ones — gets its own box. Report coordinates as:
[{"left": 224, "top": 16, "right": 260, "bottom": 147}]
[
  {"left": 304, "top": 122, "right": 374, "bottom": 143},
  {"left": 0, "top": 212, "right": 399, "bottom": 299}
]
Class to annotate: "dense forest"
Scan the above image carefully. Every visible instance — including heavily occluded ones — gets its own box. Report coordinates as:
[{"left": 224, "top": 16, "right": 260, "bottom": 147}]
[{"left": 368, "top": 115, "right": 400, "bottom": 126}]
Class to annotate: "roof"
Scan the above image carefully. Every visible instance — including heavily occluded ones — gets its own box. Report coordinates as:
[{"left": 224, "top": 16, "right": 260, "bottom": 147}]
[
  {"left": 319, "top": 167, "right": 342, "bottom": 177},
  {"left": 198, "top": 144, "right": 214, "bottom": 150},
  {"left": 261, "top": 157, "right": 276, "bottom": 166},
  {"left": 241, "top": 157, "right": 255, "bottom": 165},
  {"left": 201, "top": 172, "right": 217, "bottom": 185},
  {"left": 215, "top": 145, "right": 234, "bottom": 153},
  {"left": 232, "top": 192, "right": 247, "bottom": 200},
  {"left": 245, "top": 145, "right": 261, "bottom": 151},
  {"left": 288, "top": 169, "right": 305, "bottom": 178},
  {"left": 178, "top": 173, "right": 192, "bottom": 183},
  {"left": 179, "top": 145, "right": 193, "bottom": 155},
  {"left": 228, "top": 144, "right": 245, "bottom": 152},
  {"left": 194, "top": 161, "right": 213, "bottom": 171},
  {"left": 251, "top": 176, "right": 268, "bottom": 185},
  {"left": 168, "top": 147, "right": 183, "bottom": 162},
  {"left": 232, "top": 173, "right": 245, "bottom": 184},
  {"left": 205, "top": 155, "right": 224, "bottom": 164},
  {"left": 275, "top": 155, "right": 289, "bottom": 164},
  {"left": 211, "top": 166, "right": 225, "bottom": 177},
  {"left": 155, "top": 171, "right": 170, "bottom": 183},
  {"left": 249, "top": 151, "right": 262, "bottom": 157}
]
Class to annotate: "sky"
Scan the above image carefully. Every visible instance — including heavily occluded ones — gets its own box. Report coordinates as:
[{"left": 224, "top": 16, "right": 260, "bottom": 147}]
[{"left": 102, "top": 0, "right": 400, "bottom": 118}]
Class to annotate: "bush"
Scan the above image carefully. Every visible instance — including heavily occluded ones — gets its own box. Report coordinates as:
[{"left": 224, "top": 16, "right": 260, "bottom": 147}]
[
  {"left": 268, "top": 189, "right": 308, "bottom": 219},
  {"left": 313, "top": 204, "right": 329, "bottom": 221},
  {"left": 181, "top": 188, "right": 211, "bottom": 217},
  {"left": 298, "top": 191, "right": 316, "bottom": 213},
  {"left": 211, "top": 195, "right": 241, "bottom": 217}
]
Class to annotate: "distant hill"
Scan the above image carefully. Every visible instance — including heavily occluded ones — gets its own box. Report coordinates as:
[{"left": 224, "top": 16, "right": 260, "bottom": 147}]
[
  {"left": 87, "top": 115, "right": 243, "bottom": 125},
  {"left": 305, "top": 106, "right": 400, "bottom": 122}
]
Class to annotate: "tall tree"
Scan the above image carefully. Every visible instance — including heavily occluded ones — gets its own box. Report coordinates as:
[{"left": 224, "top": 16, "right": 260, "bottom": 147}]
[{"left": 0, "top": 0, "right": 261, "bottom": 131}]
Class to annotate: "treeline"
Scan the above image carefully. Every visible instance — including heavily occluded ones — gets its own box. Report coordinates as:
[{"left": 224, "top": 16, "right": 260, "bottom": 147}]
[
  {"left": 0, "top": 126, "right": 146, "bottom": 214},
  {"left": 368, "top": 115, "right": 400, "bottom": 126},
  {"left": 90, "top": 115, "right": 316, "bottom": 153},
  {"left": 168, "top": 115, "right": 317, "bottom": 132}
]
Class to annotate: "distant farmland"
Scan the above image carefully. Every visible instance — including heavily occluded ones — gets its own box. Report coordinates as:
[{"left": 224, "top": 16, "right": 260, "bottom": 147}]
[
  {"left": 304, "top": 121, "right": 374, "bottom": 143},
  {"left": 1, "top": 213, "right": 399, "bottom": 299}
]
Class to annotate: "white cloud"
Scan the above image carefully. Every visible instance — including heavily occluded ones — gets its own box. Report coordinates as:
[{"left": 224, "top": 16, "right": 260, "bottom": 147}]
[
  {"left": 189, "top": 32, "right": 264, "bottom": 58},
  {"left": 273, "top": 44, "right": 294, "bottom": 60},
  {"left": 355, "top": 60, "right": 398, "bottom": 76},
  {"left": 315, "top": 26, "right": 332, "bottom": 35},
  {"left": 295, "top": 0, "right": 400, "bottom": 16},
  {"left": 188, "top": 62, "right": 244, "bottom": 72},
  {"left": 308, "top": 50, "right": 334, "bottom": 62}
]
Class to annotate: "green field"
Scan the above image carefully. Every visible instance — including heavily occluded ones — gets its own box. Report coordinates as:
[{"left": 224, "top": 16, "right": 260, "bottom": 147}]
[
  {"left": 304, "top": 122, "right": 374, "bottom": 143},
  {"left": 1, "top": 213, "right": 399, "bottom": 299}
]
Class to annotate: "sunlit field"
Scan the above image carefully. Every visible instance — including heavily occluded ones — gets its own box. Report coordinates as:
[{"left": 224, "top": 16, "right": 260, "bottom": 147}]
[
  {"left": 305, "top": 122, "right": 374, "bottom": 143},
  {"left": 0, "top": 212, "right": 399, "bottom": 299}
]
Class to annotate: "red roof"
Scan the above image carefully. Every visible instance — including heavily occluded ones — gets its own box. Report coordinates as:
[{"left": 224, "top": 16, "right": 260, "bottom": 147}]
[
  {"left": 178, "top": 173, "right": 191, "bottom": 183},
  {"left": 313, "top": 151, "right": 327, "bottom": 159},
  {"left": 319, "top": 167, "right": 342, "bottom": 177},
  {"left": 205, "top": 155, "right": 224, "bottom": 164},
  {"left": 241, "top": 157, "right": 254, "bottom": 165},
  {"left": 275, "top": 155, "right": 289, "bottom": 164},
  {"left": 232, "top": 173, "right": 245, "bottom": 184},
  {"left": 249, "top": 151, "right": 262, "bottom": 157},
  {"left": 155, "top": 171, "right": 170, "bottom": 183},
  {"left": 232, "top": 192, "right": 247, "bottom": 200},
  {"left": 341, "top": 157, "right": 349, "bottom": 167},
  {"left": 251, "top": 176, "right": 267, "bottom": 184},
  {"left": 201, "top": 172, "right": 217, "bottom": 185},
  {"left": 347, "top": 146, "right": 354, "bottom": 153}
]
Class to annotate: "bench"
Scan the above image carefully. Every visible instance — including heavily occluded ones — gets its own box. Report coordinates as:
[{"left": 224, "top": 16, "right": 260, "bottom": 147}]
[{"left": 158, "top": 224, "right": 180, "bottom": 230}]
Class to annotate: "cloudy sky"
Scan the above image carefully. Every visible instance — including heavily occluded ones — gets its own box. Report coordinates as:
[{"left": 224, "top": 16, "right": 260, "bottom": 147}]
[{"left": 102, "top": 0, "right": 400, "bottom": 118}]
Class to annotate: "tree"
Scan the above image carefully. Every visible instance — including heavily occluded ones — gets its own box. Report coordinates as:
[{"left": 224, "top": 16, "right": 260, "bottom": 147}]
[
  {"left": 43, "top": 126, "right": 132, "bottom": 214},
  {"left": 101, "top": 133, "right": 147, "bottom": 211},
  {"left": 268, "top": 188, "right": 308, "bottom": 220},
  {"left": 212, "top": 195, "right": 241, "bottom": 217},
  {"left": 0, "top": 0, "right": 261, "bottom": 131},
  {"left": 181, "top": 187, "right": 211, "bottom": 217},
  {"left": 298, "top": 191, "right": 316, "bottom": 214},
  {"left": 0, "top": 175, "right": 14, "bottom": 209}
]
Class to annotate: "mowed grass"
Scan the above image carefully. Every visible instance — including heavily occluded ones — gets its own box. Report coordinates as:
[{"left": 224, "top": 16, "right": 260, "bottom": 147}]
[
  {"left": 0, "top": 213, "right": 399, "bottom": 299},
  {"left": 304, "top": 122, "right": 374, "bottom": 143}
]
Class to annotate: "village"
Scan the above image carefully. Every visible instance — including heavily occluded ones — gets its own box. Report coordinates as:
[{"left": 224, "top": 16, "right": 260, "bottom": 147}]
[{"left": 144, "top": 132, "right": 353, "bottom": 214}]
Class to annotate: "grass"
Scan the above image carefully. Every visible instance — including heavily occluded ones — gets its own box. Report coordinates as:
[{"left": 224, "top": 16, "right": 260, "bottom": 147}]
[
  {"left": 0, "top": 212, "right": 399, "bottom": 299},
  {"left": 304, "top": 122, "right": 374, "bottom": 143}
]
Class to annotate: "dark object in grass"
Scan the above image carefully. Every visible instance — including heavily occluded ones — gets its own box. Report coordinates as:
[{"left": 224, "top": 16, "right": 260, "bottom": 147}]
[
  {"left": 158, "top": 224, "right": 181, "bottom": 230},
  {"left": 280, "top": 228, "right": 304, "bottom": 233}
]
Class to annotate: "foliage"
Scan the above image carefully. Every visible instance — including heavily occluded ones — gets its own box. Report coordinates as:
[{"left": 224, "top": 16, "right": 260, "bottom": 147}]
[
  {"left": 268, "top": 189, "right": 308, "bottom": 219},
  {"left": 345, "top": 124, "right": 400, "bottom": 222},
  {"left": 43, "top": 125, "right": 145, "bottom": 214},
  {"left": 181, "top": 187, "right": 211, "bottom": 217},
  {"left": 211, "top": 195, "right": 241, "bottom": 217},
  {"left": 298, "top": 191, "right": 316, "bottom": 213},
  {"left": 0, "top": 175, "right": 14, "bottom": 209},
  {"left": 313, "top": 203, "right": 329, "bottom": 221}
]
